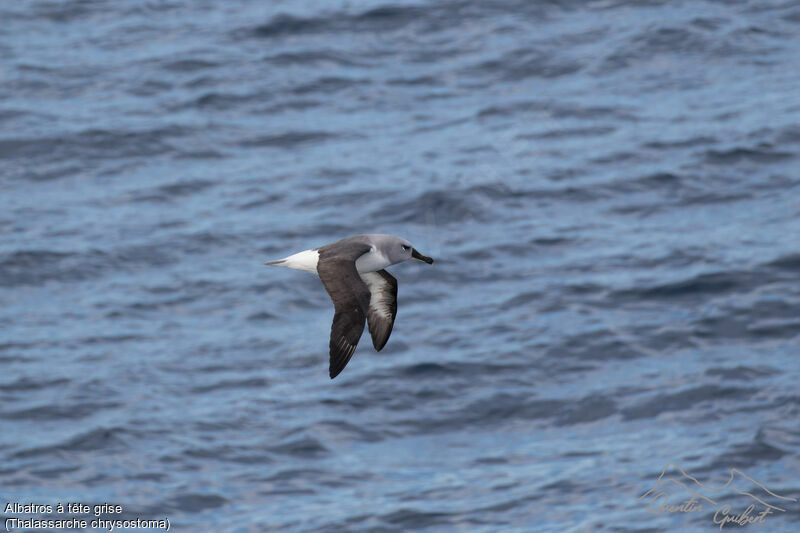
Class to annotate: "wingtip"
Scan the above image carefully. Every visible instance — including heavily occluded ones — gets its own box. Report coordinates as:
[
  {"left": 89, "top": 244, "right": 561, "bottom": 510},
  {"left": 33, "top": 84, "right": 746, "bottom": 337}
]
[{"left": 372, "top": 336, "right": 389, "bottom": 351}]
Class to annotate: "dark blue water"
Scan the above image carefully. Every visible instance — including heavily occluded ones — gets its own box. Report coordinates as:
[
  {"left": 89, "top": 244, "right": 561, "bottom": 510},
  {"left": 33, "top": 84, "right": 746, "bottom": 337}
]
[{"left": 2, "top": 1, "right": 799, "bottom": 531}]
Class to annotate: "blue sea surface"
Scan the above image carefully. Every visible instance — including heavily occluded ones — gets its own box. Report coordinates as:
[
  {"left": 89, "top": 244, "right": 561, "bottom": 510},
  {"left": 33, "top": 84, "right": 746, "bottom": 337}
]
[{"left": 1, "top": 1, "right": 799, "bottom": 531}]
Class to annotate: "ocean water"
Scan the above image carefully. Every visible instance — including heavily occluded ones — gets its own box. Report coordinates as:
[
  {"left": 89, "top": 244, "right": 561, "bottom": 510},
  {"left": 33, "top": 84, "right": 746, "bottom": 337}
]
[{"left": 2, "top": 0, "right": 799, "bottom": 531}]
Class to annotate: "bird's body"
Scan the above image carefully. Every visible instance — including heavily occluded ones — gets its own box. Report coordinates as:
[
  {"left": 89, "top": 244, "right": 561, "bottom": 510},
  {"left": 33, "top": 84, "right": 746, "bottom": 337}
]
[{"left": 264, "top": 234, "right": 434, "bottom": 378}]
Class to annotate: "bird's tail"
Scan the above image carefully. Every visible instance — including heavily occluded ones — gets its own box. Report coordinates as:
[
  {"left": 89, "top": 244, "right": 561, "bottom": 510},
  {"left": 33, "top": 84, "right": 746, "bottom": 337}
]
[{"left": 262, "top": 249, "right": 319, "bottom": 273}]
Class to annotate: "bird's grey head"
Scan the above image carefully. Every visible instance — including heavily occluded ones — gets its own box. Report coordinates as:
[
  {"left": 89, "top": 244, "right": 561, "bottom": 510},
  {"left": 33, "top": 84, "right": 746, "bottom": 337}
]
[{"left": 371, "top": 234, "right": 434, "bottom": 266}]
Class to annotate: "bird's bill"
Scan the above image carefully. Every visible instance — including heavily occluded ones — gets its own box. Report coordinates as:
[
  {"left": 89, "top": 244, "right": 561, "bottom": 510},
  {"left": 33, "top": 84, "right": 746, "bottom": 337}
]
[{"left": 411, "top": 248, "right": 434, "bottom": 264}]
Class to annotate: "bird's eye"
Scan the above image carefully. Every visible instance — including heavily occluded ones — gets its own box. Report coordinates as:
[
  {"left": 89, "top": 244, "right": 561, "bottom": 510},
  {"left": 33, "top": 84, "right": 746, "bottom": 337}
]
[{"left": 402, "top": 245, "right": 409, "bottom": 251}]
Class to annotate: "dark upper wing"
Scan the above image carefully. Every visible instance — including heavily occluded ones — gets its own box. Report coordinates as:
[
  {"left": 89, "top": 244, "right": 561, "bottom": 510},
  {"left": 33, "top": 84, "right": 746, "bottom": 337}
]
[
  {"left": 359, "top": 270, "right": 398, "bottom": 351},
  {"left": 317, "top": 241, "right": 372, "bottom": 379}
]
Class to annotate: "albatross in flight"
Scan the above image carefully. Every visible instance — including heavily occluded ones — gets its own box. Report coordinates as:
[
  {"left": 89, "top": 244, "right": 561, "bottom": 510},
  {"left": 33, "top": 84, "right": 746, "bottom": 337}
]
[{"left": 264, "top": 234, "right": 434, "bottom": 378}]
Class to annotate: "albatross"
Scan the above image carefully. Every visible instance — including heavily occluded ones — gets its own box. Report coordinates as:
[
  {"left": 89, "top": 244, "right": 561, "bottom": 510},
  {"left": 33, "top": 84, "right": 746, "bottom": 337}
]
[{"left": 264, "top": 234, "right": 434, "bottom": 379}]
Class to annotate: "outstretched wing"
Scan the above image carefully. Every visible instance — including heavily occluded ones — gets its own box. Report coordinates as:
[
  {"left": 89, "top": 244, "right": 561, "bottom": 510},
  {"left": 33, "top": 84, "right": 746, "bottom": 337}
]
[
  {"left": 359, "top": 270, "right": 398, "bottom": 351},
  {"left": 317, "top": 241, "right": 372, "bottom": 379}
]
